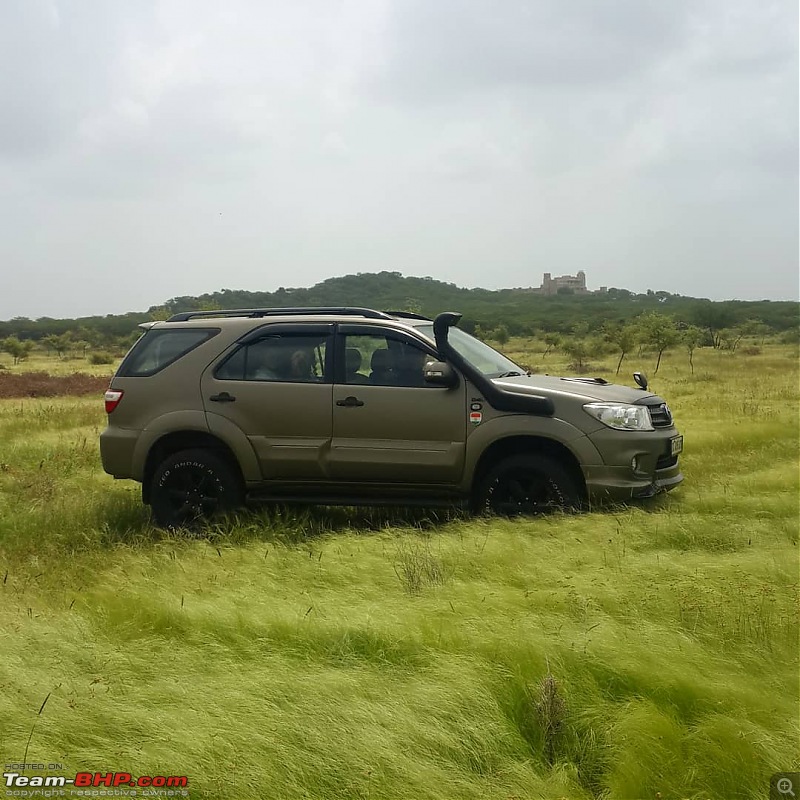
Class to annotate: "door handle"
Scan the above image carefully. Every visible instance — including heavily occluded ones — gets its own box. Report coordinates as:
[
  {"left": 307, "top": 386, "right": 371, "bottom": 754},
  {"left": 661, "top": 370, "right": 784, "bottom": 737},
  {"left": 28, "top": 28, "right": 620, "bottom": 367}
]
[
  {"left": 336, "top": 396, "right": 364, "bottom": 407},
  {"left": 209, "top": 392, "right": 236, "bottom": 403}
]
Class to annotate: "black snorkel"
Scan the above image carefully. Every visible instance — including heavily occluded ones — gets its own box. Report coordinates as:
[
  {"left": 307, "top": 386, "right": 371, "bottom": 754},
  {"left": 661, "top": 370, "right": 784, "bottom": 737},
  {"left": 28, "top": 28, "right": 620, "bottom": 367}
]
[{"left": 433, "top": 312, "right": 554, "bottom": 416}]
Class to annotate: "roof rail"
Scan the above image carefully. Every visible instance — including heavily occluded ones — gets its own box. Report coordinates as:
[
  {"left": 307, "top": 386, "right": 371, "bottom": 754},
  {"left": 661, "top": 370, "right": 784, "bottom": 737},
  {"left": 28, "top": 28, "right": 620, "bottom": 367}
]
[
  {"left": 166, "top": 307, "right": 394, "bottom": 323},
  {"left": 384, "top": 310, "right": 432, "bottom": 321}
]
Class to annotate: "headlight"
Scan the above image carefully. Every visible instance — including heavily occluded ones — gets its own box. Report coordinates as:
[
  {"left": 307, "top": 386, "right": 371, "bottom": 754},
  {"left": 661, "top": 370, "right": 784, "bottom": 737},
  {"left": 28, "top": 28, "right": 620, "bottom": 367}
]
[{"left": 583, "top": 403, "right": 654, "bottom": 431}]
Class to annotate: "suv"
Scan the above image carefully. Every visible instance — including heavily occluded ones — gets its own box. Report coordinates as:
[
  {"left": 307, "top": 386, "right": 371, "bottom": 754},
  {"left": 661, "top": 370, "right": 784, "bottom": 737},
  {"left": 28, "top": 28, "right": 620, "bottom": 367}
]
[{"left": 100, "top": 307, "right": 683, "bottom": 527}]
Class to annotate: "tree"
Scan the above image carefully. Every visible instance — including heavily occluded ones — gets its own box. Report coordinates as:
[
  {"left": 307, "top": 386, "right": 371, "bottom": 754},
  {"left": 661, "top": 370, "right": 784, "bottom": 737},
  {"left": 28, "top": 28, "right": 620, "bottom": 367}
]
[
  {"left": 2, "top": 336, "right": 32, "bottom": 365},
  {"left": 149, "top": 306, "right": 170, "bottom": 321},
  {"left": 42, "top": 334, "right": 60, "bottom": 356},
  {"left": 639, "top": 312, "right": 679, "bottom": 374},
  {"left": 542, "top": 332, "right": 560, "bottom": 358},
  {"left": 742, "top": 319, "right": 771, "bottom": 345},
  {"left": 493, "top": 324, "right": 510, "bottom": 346},
  {"left": 718, "top": 326, "right": 746, "bottom": 353},
  {"left": 691, "top": 302, "right": 735, "bottom": 349},
  {"left": 562, "top": 322, "right": 596, "bottom": 372},
  {"left": 403, "top": 297, "right": 422, "bottom": 315},
  {"left": 76, "top": 325, "right": 102, "bottom": 353},
  {"left": 604, "top": 322, "right": 638, "bottom": 375},
  {"left": 563, "top": 337, "right": 591, "bottom": 373},
  {"left": 572, "top": 322, "right": 590, "bottom": 339},
  {"left": 53, "top": 332, "right": 72, "bottom": 359},
  {"left": 681, "top": 325, "right": 704, "bottom": 374}
]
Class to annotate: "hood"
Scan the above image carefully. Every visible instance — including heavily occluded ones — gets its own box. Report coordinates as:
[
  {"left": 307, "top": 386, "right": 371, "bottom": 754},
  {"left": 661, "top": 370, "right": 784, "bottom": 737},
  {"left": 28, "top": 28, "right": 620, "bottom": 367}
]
[{"left": 493, "top": 374, "right": 658, "bottom": 404}]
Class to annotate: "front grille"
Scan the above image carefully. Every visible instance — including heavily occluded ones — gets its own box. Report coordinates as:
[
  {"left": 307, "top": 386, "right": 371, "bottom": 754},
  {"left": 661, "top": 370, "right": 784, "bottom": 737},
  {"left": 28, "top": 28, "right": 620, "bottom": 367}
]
[
  {"left": 645, "top": 402, "right": 673, "bottom": 428},
  {"left": 656, "top": 453, "right": 678, "bottom": 470}
]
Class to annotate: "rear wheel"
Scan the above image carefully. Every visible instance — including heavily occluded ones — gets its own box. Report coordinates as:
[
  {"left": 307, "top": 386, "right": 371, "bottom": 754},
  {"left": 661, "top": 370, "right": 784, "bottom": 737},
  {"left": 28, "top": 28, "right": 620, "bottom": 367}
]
[
  {"left": 474, "top": 454, "right": 583, "bottom": 516},
  {"left": 150, "top": 449, "right": 244, "bottom": 529}
]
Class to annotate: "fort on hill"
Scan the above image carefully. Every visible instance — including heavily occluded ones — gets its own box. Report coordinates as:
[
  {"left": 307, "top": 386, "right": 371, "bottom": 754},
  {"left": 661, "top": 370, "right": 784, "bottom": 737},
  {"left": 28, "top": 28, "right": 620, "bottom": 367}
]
[{"left": 531, "top": 271, "right": 608, "bottom": 296}]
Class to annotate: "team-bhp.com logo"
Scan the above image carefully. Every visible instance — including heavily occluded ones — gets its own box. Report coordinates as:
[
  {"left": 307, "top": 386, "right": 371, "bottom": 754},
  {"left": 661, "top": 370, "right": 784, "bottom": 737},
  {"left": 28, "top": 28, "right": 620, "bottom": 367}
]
[{"left": 4, "top": 771, "right": 188, "bottom": 796}]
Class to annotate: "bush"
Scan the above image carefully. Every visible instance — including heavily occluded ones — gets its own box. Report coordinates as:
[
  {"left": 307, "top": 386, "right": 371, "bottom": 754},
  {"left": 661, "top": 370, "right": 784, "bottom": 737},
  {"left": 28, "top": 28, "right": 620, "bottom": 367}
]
[
  {"left": 89, "top": 351, "right": 114, "bottom": 365},
  {"left": 493, "top": 324, "right": 510, "bottom": 346}
]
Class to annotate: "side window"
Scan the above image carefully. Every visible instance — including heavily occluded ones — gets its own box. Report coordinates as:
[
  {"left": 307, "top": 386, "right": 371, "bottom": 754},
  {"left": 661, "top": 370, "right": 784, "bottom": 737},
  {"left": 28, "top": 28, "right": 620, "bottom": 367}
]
[
  {"left": 118, "top": 328, "right": 218, "bottom": 377},
  {"left": 343, "top": 334, "right": 436, "bottom": 387},
  {"left": 216, "top": 334, "right": 328, "bottom": 383}
]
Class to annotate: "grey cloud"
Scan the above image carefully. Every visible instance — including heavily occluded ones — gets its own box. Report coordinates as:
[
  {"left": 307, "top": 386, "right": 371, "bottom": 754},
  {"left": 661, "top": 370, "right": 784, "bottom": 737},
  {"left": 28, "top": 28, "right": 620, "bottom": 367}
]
[
  {"left": 0, "top": 1, "right": 154, "bottom": 158},
  {"left": 369, "top": 0, "right": 701, "bottom": 104},
  {"left": 0, "top": 0, "right": 796, "bottom": 319}
]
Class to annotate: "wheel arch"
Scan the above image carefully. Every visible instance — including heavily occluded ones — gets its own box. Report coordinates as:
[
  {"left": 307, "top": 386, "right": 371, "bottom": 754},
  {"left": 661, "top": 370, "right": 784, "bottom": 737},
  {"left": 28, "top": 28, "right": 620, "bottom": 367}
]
[
  {"left": 471, "top": 435, "right": 587, "bottom": 501},
  {"left": 142, "top": 431, "right": 244, "bottom": 505}
]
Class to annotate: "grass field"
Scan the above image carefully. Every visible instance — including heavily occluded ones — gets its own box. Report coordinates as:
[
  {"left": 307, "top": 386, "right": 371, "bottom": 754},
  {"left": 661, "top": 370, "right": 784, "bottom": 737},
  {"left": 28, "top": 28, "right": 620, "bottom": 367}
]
[
  {"left": 0, "top": 343, "right": 797, "bottom": 799},
  {"left": 0, "top": 351, "right": 118, "bottom": 378}
]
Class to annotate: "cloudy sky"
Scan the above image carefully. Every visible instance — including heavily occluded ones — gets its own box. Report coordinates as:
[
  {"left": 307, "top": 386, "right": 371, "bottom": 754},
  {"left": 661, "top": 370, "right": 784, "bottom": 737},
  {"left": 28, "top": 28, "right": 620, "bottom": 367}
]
[{"left": 0, "top": 0, "right": 797, "bottom": 319}]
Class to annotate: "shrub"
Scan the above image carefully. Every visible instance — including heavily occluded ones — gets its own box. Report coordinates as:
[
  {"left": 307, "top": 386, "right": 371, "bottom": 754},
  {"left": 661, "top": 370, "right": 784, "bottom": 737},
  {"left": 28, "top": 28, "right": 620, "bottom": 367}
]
[
  {"left": 493, "top": 324, "right": 510, "bottom": 346},
  {"left": 89, "top": 351, "right": 114, "bottom": 365}
]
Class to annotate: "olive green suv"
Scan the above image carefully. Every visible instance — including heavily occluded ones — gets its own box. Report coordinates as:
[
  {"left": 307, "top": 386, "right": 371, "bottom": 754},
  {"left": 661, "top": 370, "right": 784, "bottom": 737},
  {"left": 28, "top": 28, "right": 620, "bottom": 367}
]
[{"left": 100, "top": 307, "right": 683, "bottom": 527}]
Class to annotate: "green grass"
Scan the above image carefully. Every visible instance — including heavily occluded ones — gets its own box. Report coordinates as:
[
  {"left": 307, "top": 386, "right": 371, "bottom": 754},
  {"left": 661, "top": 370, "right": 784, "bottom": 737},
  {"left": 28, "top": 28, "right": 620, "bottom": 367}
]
[
  {"left": 0, "top": 344, "right": 798, "bottom": 799},
  {"left": 0, "top": 350, "right": 119, "bottom": 377}
]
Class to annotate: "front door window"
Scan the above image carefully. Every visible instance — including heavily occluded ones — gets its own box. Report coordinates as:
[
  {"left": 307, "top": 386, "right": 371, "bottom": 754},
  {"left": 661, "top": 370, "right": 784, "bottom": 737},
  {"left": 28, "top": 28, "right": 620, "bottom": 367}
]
[{"left": 342, "top": 334, "right": 436, "bottom": 388}]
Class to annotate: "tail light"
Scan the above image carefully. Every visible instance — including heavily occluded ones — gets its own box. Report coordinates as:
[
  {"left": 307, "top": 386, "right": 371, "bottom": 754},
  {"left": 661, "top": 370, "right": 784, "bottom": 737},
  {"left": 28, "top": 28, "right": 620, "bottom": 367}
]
[{"left": 104, "top": 389, "right": 124, "bottom": 413}]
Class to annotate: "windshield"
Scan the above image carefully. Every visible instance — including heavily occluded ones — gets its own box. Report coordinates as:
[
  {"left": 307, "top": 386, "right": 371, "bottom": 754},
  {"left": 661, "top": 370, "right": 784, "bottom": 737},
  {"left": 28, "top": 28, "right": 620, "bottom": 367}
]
[{"left": 416, "top": 324, "right": 525, "bottom": 378}]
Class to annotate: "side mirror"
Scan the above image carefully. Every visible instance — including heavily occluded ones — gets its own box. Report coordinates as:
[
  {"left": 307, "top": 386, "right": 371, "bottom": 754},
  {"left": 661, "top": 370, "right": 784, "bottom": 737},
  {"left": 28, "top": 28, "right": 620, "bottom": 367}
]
[
  {"left": 423, "top": 361, "right": 459, "bottom": 388},
  {"left": 633, "top": 371, "right": 649, "bottom": 390}
]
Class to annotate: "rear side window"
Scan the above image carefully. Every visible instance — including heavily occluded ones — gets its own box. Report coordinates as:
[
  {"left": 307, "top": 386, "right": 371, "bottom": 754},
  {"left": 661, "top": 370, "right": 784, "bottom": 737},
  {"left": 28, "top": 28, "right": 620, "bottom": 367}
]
[
  {"left": 216, "top": 333, "right": 328, "bottom": 383},
  {"left": 118, "top": 328, "right": 218, "bottom": 377}
]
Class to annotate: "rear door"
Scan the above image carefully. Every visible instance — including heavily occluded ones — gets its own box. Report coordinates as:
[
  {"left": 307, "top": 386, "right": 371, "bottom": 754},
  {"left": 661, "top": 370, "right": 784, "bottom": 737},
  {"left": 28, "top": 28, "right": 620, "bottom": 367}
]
[
  {"left": 329, "top": 325, "right": 467, "bottom": 484},
  {"left": 200, "top": 323, "right": 333, "bottom": 479}
]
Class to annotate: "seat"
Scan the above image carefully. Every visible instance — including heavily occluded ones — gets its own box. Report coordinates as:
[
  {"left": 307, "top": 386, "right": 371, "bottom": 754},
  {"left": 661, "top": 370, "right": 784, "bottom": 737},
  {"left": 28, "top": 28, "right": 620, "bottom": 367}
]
[
  {"left": 345, "top": 347, "right": 369, "bottom": 384},
  {"left": 369, "top": 349, "right": 394, "bottom": 385},
  {"left": 393, "top": 347, "right": 427, "bottom": 387}
]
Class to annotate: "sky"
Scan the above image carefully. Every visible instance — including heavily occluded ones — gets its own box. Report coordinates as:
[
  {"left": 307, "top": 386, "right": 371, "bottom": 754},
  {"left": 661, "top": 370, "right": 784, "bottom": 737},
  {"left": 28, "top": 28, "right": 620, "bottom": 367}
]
[{"left": 0, "top": 0, "right": 797, "bottom": 320}]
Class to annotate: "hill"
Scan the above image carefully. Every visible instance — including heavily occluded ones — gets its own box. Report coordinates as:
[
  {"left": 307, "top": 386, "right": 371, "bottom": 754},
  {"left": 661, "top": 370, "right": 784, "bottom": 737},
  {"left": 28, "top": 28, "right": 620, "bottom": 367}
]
[{"left": 1, "top": 271, "right": 798, "bottom": 343}]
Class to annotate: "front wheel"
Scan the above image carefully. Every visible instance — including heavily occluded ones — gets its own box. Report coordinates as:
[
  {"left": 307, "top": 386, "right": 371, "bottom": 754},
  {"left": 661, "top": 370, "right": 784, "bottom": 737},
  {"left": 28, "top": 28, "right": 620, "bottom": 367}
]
[
  {"left": 473, "top": 454, "right": 584, "bottom": 516},
  {"left": 150, "top": 449, "right": 244, "bottom": 529}
]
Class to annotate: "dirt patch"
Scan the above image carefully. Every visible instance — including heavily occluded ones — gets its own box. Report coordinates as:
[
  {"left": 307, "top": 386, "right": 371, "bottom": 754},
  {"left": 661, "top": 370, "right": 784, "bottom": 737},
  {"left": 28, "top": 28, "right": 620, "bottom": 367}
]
[{"left": 0, "top": 371, "right": 110, "bottom": 399}]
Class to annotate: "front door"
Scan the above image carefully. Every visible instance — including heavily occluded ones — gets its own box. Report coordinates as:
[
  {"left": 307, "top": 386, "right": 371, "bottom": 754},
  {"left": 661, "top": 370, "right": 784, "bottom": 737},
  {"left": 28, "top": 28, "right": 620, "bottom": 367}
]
[
  {"left": 329, "top": 327, "right": 467, "bottom": 484},
  {"left": 200, "top": 324, "right": 333, "bottom": 479}
]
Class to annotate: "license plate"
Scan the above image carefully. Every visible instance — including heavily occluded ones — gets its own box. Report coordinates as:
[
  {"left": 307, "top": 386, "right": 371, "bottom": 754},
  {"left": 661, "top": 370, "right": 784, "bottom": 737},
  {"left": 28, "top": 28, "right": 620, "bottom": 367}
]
[{"left": 670, "top": 435, "right": 683, "bottom": 456}]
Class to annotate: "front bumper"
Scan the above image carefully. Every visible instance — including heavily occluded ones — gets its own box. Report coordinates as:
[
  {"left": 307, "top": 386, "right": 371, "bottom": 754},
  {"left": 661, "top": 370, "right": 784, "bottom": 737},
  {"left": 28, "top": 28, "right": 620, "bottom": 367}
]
[
  {"left": 583, "top": 463, "right": 683, "bottom": 502},
  {"left": 583, "top": 426, "right": 684, "bottom": 502}
]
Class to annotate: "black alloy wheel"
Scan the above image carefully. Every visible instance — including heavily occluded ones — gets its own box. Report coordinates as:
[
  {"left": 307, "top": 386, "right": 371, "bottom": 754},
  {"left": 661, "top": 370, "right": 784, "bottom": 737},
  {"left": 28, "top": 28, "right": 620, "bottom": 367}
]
[
  {"left": 150, "top": 449, "right": 243, "bottom": 529},
  {"left": 476, "top": 454, "right": 583, "bottom": 516}
]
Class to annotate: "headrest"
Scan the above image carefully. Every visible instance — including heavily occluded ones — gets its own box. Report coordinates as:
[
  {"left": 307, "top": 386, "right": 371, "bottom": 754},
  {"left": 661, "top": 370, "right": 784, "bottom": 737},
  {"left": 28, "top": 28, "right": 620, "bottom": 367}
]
[
  {"left": 345, "top": 347, "right": 361, "bottom": 373},
  {"left": 370, "top": 349, "right": 391, "bottom": 371}
]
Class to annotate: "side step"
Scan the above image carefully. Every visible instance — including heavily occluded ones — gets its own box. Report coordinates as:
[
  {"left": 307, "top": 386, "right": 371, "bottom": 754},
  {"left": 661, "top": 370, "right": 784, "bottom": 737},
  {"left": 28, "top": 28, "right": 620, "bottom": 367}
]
[{"left": 245, "top": 491, "right": 469, "bottom": 510}]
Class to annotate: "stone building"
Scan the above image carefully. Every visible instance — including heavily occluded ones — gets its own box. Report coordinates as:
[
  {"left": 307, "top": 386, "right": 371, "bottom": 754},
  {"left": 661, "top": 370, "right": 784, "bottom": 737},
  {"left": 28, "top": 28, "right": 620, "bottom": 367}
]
[{"left": 538, "top": 271, "right": 588, "bottom": 295}]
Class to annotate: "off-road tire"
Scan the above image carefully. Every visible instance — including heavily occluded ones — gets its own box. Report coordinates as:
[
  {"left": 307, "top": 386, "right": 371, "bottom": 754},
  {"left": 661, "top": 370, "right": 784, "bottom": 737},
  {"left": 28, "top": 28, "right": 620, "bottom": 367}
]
[
  {"left": 150, "top": 448, "right": 244, "bottom": 529},
  {"left": 474, "top": 453, "right": 584, "bottom": 516}
]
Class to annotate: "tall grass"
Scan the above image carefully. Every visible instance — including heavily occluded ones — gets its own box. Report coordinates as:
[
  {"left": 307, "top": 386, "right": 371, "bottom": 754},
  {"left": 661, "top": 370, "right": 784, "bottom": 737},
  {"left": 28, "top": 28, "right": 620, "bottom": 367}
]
[{"left": 0, "top": 344, "right": 797, "bottom": 799}]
